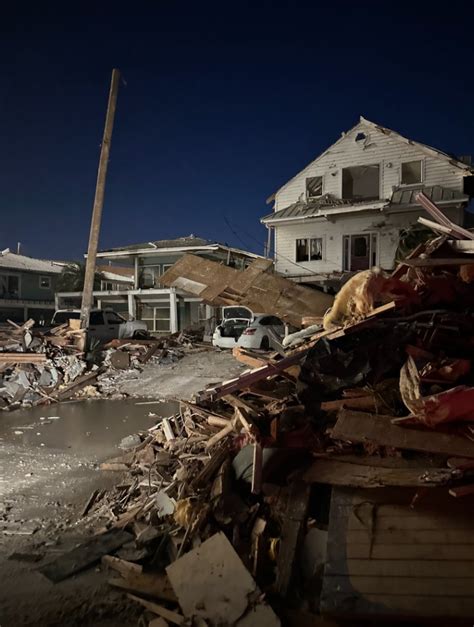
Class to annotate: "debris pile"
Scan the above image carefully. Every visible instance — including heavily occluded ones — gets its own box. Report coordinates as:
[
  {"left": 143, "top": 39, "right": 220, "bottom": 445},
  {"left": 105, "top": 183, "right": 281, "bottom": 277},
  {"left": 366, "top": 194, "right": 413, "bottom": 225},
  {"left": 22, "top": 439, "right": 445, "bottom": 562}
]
[
  {"left": 0, "top": 321, "right": 206, "bottom": 409},
  {"left": 41, "top": 219, "right": 474, "bottom": 623},
  {"left": 0, "top": 319, "right": 91, "bottom": 409}
]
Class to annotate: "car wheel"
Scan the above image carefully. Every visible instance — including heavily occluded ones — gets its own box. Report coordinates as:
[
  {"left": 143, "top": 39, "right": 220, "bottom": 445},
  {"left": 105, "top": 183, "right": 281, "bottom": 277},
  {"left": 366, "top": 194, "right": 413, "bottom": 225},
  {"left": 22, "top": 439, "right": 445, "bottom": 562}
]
[
  {"left": 133, "top": 330, "right": 149, "bottom": 339},
  {"left": 260, "top": 336, "right": 270, "bottom": 350}
]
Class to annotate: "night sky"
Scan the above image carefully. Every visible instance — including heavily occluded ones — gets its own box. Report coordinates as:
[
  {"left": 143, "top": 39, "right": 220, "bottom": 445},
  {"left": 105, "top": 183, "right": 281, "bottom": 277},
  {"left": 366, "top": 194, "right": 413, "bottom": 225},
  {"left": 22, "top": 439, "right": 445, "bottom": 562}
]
[{"left": 2, "top": 2, "right": 474, "bottom": 261}]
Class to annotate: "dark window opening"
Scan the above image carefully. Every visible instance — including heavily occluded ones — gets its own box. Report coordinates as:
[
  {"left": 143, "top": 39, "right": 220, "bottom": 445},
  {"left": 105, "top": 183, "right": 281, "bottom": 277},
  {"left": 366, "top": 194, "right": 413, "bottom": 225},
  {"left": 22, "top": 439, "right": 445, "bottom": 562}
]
[
  {"left": 90, "top": 312, "right": 104, "bottom": 325},
  {"left": 401, "top": 160, "right": 422, "bottom": 185},
  {"left": 342, "top": 164, "right": 380, "bottom": 200},
  {"left": 306, "top": 176, "right": 323, "bottom": 198},
  {"left": 353, "top": 236, "right": 368, "bottom": 258},
  {"left": 296, "top": 238, "right": 323, "bottom": 262},
  {"left": 355, "top": 132, "right": 367, "bottom": 142},
  {"left": 0, "top": 275, "right": 19, "bottom": 299}
]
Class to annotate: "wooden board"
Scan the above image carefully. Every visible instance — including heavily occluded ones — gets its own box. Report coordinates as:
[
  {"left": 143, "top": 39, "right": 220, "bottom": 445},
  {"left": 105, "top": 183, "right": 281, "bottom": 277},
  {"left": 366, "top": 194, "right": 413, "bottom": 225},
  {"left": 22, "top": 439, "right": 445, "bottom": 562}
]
[
  {"left": 39, "top": 530, "right": 133, "bottom": 582},
  {"left": 321, "top": 487, "right": 474, "bottom": 619},
  {"left": 303, "top": 458, "right": 457, "bottom": 487},
  {"left": 331, "top": 409, "right": 474, "bottom": 458}
]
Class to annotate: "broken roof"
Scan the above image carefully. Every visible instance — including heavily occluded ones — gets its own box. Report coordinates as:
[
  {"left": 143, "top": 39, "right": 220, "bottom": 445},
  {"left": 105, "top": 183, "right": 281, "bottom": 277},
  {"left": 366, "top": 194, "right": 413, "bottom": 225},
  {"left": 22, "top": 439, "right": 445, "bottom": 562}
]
[
  {"left": 0, "top": 249, "right": 64, "bottom": 274},
  {"left": 262, "top": 185, "right": 469, "bottom": 224},
  {"left": 97, "top": 235, "right": 263, "bottom": 260},
  {"left": 100, "top": 235, "right": 214, "bottom": 253},
  {"left": 267, "top": 116, "right": 473, "bottom": 203}
]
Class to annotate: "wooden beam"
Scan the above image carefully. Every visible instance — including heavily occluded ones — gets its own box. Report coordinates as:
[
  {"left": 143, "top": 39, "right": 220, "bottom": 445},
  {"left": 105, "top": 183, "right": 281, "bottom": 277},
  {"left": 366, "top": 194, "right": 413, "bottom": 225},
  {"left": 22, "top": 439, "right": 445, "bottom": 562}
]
[
  {"left": 332, "top": 410, "right": 474, "bottom": 458},
  {"left": 303, "top": 458, "right": 459, "bottom": 488}
]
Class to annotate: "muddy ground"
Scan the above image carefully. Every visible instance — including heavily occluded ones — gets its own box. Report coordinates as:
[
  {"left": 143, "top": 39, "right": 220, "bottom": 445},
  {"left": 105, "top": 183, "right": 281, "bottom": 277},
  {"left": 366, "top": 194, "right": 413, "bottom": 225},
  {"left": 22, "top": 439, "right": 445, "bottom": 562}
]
[{"left": 0, "top": 349, "right": 244, "bottom": 626}]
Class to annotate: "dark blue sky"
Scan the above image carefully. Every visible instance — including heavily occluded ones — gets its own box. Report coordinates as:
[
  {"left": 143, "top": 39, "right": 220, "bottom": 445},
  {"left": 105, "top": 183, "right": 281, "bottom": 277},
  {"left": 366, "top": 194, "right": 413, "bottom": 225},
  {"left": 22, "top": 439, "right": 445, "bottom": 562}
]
[{"left": 2, "top": 2, "right": 474, "bottom": 261}]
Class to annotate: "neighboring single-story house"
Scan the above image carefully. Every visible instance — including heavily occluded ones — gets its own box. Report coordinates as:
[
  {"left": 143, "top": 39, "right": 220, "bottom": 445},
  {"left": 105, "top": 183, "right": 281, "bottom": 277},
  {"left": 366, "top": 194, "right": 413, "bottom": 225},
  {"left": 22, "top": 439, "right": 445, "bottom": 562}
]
[
  {"left": 56, "top": 235, "right": 264, "bottom": 333},
  {"left": 0, "top": 249, "right": 64, "bottom": 323},
  {"left": 261, "top": 117, "right": 474, "bottom": 288}
]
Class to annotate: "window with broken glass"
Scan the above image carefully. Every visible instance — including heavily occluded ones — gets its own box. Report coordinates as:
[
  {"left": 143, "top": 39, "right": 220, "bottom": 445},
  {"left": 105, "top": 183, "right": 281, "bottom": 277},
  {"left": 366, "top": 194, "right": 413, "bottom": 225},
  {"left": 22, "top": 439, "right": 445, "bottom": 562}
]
[
  {"left": 401, "top": 160, "right": 422, "bottom": 185},
  {"left": 296, "top": 238, "right": 323, "bottom": 262},
  {"left": 306, "top": 176, "right": 323, "bottom": 198}
]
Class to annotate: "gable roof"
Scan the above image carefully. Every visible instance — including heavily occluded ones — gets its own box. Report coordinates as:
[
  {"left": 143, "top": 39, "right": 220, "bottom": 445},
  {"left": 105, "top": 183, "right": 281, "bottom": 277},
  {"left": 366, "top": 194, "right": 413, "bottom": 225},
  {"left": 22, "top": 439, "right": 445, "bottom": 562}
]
[
  {"left": 0, "top": 249, "right": 64, "bottom": 274},
  {"left": 268, "top": 116, "right": 473, "bottom": 203}
]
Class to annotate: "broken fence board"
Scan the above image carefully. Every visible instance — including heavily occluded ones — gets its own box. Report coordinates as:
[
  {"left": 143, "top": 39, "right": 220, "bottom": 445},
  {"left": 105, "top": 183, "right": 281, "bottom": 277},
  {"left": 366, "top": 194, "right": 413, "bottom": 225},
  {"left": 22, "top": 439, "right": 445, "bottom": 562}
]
[
  {"left": 39, "top": 530, "right": 133, "bottom": 582},
  {"left": 331, "top": 410, "right": 474, "bottom": 458}
]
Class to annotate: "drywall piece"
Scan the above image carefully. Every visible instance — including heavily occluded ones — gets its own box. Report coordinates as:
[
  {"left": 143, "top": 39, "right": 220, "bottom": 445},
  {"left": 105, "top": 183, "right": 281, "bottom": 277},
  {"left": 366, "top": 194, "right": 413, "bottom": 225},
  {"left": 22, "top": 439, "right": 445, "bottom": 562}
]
[{"left": 166, "top": 532, "right": 279, "bottom": 626}]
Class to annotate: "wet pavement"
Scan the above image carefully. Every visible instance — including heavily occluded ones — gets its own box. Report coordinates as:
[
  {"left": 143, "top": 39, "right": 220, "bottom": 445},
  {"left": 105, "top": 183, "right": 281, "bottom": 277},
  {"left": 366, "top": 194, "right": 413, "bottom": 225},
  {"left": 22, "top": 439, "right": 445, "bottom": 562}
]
[
  {"left": 0, "top": 398, "right": 177, "bottom": 457},
  {"left": 0, "top": 398, "right": 178, "bottom": 626}
]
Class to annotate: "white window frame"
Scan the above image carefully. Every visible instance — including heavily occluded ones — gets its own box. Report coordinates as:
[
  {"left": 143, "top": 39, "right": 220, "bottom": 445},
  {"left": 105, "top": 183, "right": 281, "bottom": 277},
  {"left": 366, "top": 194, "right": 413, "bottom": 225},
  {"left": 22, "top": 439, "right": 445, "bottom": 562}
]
[
  {"left": 39, "top": 275, "right": 51, "bottom": 290},
  {"left": 400, "top": 159, "right": 424, "bottom": 187},
  {"left": 306, "top": 175, "right": 323, "bottom": 200},
  {"left": 295, "top": 237, "right": 324, "bottom": 263}
]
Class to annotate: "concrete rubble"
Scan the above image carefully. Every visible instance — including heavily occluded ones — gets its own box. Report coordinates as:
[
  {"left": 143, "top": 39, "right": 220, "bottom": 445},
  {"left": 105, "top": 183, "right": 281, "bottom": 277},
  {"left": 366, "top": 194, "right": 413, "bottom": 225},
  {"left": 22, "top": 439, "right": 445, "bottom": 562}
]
[{"left": 34, "top": 209, "right": 474, "bottom": 623}]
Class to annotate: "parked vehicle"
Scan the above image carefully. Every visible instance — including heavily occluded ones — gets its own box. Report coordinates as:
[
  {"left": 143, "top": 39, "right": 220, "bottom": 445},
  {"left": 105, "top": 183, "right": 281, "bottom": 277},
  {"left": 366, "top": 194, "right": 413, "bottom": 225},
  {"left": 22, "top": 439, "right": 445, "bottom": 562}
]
[
  {"left": 212, "top": 306, "right": 285, "bottom": 350},
  {"left": 238, "top": 314, "right": 285, "bottom": 350},
  {"left": 51, "top": 309, "right": 148, "bottom": 342}
]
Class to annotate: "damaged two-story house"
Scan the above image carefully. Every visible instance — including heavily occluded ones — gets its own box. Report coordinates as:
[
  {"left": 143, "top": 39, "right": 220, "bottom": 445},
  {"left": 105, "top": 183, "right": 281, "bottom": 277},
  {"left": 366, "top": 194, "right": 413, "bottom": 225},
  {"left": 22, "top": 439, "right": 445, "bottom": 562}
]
[{"left": 261, "top": 117, "right": 474, "bottom": 287}]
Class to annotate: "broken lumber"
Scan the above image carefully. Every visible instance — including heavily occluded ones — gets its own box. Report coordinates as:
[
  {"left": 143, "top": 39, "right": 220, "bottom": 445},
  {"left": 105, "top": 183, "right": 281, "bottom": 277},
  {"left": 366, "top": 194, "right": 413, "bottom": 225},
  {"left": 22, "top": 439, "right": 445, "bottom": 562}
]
[
  {"left": 303, "top": 459, "right": 459, "bottom": 488},
  {"left": 39, "top": 530, "right": 133, "bottom": 582},
  {"left": 0, "top": 353, "right": 46, "bottom": 364},
  {"left": 160, "top": 253, "right": 333, "bottom": 326},
  {"left": 331, "top": 410, "right": 474, "bottom": 458}
]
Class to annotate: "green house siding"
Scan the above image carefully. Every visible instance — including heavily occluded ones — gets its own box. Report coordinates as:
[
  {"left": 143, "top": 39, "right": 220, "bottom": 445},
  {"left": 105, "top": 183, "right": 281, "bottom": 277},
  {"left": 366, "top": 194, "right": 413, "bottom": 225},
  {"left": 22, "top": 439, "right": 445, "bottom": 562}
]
[{"left": 0, "top": 269, "right": 58, "bottom": 302}]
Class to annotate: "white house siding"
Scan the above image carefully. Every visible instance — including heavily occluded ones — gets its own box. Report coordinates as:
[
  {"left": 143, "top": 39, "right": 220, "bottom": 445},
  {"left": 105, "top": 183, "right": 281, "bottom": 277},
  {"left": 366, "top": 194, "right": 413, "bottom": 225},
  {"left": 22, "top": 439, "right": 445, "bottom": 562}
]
[
  {"left": 273, "top": 205, "right": 464, "bottom": 276},
  {"left": 274, "top": 122, "right": 465, "bottom": 211}
]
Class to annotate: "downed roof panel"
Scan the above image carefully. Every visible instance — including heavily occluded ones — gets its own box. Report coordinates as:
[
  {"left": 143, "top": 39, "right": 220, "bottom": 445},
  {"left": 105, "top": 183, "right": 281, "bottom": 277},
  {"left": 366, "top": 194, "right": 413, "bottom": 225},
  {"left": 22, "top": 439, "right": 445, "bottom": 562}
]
[{"left": 160, "top": 254, "right": 333, "bottom": 326}]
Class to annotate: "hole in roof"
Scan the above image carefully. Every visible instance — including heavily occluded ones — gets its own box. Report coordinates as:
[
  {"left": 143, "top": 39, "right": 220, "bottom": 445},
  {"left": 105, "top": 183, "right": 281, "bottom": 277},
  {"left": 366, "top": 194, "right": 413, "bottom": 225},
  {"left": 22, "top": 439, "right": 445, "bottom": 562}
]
[{"left": 355, "top": 132, "right": 367, "bottom": 142}]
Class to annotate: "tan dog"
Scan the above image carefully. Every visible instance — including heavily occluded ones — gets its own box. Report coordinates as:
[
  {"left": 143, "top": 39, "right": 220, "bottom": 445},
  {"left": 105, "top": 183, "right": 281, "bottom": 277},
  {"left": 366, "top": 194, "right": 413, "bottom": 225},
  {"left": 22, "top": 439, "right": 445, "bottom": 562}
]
[{"left": 323, "top": 267, "right": 388, "bottom": 330}]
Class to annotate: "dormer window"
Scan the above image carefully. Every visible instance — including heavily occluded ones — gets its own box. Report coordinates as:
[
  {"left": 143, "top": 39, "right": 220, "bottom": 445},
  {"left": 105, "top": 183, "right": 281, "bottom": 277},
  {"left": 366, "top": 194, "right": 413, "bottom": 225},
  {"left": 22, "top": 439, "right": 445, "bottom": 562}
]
[
  {"left": 306, "top": 176, "right": 323, "bottom": 199},
  {"left": 401, "top": 160, "right": 422, "bottom": 185}
]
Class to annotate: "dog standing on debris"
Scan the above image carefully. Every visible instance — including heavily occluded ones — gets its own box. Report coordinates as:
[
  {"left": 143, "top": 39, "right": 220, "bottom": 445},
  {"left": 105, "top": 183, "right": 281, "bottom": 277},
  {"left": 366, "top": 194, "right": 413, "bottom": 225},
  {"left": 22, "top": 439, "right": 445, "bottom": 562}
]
[{"left": 323, "top": 267, "right": 392, "bottom": 330}]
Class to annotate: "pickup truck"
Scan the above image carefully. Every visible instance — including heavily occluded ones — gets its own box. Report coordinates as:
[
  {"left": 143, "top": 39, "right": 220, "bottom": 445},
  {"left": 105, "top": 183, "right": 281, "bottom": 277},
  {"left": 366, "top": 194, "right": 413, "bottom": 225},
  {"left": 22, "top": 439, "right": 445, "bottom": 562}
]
[{"left": 51, "top": 309, "right": 148, "bottom": 342}]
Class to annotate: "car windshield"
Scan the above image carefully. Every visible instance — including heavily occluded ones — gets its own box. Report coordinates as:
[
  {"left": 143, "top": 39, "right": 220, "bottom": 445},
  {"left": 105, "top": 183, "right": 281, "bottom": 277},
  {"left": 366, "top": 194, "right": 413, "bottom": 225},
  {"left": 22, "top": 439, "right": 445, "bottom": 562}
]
[
  {"left": 53, "top": 311, "right": 81, "bottom": 324},
  {"left": 222, "top": 306, "right": 253, "bottom": 320}
]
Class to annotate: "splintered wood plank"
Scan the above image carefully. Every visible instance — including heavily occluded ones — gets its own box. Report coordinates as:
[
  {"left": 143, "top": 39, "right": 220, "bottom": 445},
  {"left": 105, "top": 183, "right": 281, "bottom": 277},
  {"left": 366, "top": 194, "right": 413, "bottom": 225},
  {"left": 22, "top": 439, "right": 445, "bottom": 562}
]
[
  {"left": 331, "top": 410, "right": 474, "bottom": 458},
  {"left": 302, "top": 459, "right": 455, "bottom": 488},
  {"left": 39, "top": 530, "right": 133, "bottom": 582}
]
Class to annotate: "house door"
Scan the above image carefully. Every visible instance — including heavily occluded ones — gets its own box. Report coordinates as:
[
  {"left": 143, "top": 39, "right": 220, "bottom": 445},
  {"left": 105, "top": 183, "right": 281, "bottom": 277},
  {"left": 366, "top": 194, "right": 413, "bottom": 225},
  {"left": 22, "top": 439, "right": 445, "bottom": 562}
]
[{"left": 343, "top": 234, "right": 377, "bottom": 271}]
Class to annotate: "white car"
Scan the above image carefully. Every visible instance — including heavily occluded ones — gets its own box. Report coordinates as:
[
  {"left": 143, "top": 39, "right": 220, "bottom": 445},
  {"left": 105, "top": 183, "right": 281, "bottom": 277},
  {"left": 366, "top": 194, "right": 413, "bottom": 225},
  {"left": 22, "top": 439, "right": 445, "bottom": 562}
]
[
  {"left": 212, "top": 306, "right": 285, "bottom": 350},
  {"left": 51, "top": 309, "right": 148, "bottom": 342}
]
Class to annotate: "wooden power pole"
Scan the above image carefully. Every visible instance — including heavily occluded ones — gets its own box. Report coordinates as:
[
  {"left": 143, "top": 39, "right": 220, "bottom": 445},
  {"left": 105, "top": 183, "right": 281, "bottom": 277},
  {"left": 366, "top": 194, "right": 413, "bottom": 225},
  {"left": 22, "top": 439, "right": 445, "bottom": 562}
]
[{"left": 80, "top": 68, "right": 121, "bottom": 329}]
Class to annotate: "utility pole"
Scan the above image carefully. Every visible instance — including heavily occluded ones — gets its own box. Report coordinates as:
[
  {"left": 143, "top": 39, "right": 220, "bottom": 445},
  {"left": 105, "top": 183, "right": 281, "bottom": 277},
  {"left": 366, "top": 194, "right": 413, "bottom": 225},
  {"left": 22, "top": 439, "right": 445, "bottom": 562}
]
[{"left": 80, "top": 68, "right": 121, "bottom": 330}]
